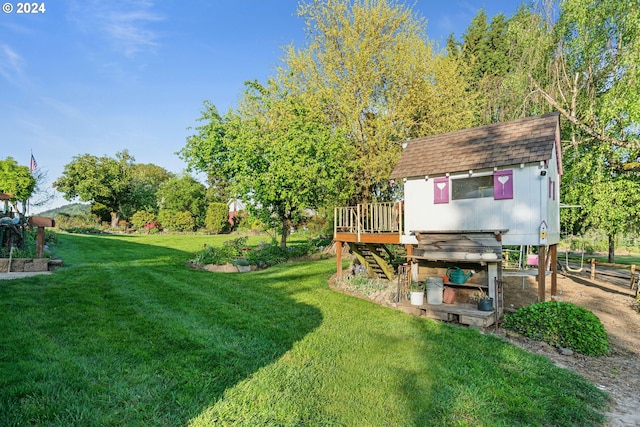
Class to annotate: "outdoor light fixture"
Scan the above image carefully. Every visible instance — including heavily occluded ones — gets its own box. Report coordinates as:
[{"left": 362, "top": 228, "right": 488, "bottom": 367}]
[
  {"left": 468, "top": 170, "right": 473, "bottom": 176},
  {"left": 424, "top": 175, "right": 429, "bottom": 181}
]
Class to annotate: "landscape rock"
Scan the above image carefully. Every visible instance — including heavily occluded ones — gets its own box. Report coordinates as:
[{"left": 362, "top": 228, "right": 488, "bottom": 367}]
[{"left": 558, "top": 347, "right": 574, "bottom": 356}]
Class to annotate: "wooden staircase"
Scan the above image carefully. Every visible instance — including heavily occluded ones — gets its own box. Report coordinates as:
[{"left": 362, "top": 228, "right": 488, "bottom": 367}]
[{"left": 348, "top": 242, "right": 399, "bottom": 281}]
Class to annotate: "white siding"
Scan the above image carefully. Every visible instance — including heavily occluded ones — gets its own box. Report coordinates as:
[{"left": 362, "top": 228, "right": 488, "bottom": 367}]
[{"left": 403, "top": 162, "right": 560, "bottom": 246}]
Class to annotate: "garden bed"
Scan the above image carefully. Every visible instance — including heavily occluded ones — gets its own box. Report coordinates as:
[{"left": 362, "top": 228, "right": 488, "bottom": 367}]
[{"left": 0, "top": 258, "right": 54, "bottom": 272}]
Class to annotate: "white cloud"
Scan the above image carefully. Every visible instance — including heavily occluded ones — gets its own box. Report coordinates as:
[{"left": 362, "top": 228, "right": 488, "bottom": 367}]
[
  {"left": 38, "top": 96, "right": 87, "bottom": 121},
  {"left": 69, "top": 0, "right": 164, "bottom": 57},
  {"left": 0, "top": 44, "right": 25, "bottom": 84}
]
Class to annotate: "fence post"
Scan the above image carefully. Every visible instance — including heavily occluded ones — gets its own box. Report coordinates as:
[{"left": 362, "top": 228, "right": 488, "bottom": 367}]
[
  {"left": 630, "top": 265, "right": 636, "bottom": 289},
  {"left": 590, "top": 258, "right": 596, "bottom": 280}
]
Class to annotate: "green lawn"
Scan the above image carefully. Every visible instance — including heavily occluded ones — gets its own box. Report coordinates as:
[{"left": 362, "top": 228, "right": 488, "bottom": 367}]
[{"left": 0, "top": 233, "right": 608, "bottom": 426}]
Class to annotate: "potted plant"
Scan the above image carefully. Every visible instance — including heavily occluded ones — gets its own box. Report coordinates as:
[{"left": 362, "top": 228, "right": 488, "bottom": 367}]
[
  {"left": 233, "top": 258, "right": 251, "bottom": 272},
  {"left": 476, "top": 287, "right": 493, "bottom": 311},
  {"left": 409, "top": 281, "right": 424, "bottom": 306}
]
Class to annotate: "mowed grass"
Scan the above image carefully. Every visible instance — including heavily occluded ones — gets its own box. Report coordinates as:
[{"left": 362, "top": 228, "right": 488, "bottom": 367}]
[{"left": 0, "top": 233, "right": 607, "bottom": 426}]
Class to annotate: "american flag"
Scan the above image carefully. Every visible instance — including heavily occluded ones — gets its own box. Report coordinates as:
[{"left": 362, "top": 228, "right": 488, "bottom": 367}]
[{"left": 30, "top": 154, "right": 38, "bottom": 172}]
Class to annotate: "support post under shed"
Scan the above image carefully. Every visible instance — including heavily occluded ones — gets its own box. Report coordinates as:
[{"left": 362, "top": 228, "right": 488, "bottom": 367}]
[{"left": 537, "top": 244, "right": 558, "bottom": 302}]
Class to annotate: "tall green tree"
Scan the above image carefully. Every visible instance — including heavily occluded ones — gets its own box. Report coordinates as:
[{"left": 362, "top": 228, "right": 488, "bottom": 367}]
[
  {"left": 0, "top": 157, "right": 36, "bottom": 215},
  {"left": 536, "top": 0, "right": 640, "bottom": 261},
  {"left": 534, "top": 0, "right": 640, "bottom": 151},
  {"left": 461, "top": 9, "right": 489, "bottom": 83},
  {"left": 54, "top": 151, "right": 135, "bottom": 227},
  {"left": 122, "top": 163, "right": 174, "bottom": 218},
  {"left": 179, "top": 101, "right": 234, "bottom": 203},
  {"left": 458, "top": 6, "right": 554, "bottom": 124},
  {"left": 283, "top": 0, "right": 475, "bottom": 203},
  {"left": 156, "top": 173, "right": 207, "bottom": 228},
  {"left": 233, "top": 81, "right": 354, "bottom": 247}
]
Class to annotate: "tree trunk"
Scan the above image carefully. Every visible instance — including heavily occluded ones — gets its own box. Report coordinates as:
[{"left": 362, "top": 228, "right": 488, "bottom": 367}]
[
  {"left": 280, "top": 217, "right": 290, "bottom": 248},
  {"left": 608, "top": 234, "right": 615, "bottom": 263},
  {"left": 110, "top": 211, "right": 120, "bottom": 228}
]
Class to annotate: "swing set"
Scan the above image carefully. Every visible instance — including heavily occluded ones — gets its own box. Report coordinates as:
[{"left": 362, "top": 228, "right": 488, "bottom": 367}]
[{"left": 563, "top": 235, "right": 585, "bottom": 273}]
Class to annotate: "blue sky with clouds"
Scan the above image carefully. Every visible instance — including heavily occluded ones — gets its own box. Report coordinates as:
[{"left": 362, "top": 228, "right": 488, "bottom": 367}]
[{"left": 1, "top": 0, "right": 522, "bottom": 212}]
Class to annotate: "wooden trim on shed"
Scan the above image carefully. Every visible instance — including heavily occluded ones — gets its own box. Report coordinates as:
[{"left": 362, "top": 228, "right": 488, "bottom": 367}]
[{"left": 334, "top": 232, "right": 401, "bottom": 244}]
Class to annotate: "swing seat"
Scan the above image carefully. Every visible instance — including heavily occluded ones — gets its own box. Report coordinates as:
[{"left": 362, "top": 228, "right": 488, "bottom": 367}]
[{"left": 526, "top": 254, "right": 539, "bottom": 267}]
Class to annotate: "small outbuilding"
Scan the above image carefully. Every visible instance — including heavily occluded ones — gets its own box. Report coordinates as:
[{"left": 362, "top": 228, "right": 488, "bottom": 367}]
[
  {"left": 390, "top": 112, "right": 562, "bottom": 304},
  {"left": 391, "top": 112, "right": 561, "bottom": 245}
]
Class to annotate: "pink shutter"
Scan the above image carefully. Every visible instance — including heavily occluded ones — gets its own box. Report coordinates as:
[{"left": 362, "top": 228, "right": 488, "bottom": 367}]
[
  {"left": 434, "top": 177, "right": 449, "bottom": 204},
  {"left": 494, "top": 170, "right": 513, "bottom": 200}
]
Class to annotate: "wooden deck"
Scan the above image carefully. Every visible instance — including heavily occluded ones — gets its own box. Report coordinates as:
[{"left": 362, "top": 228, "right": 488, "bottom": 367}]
[
  {"left": 398, "top": 300, "right": 498, "bottom": 328},
  {"left": 334, "top": 231, "right": 401, "bottom": 244},
  {"left": 334, "top": 202, "right": 404, "bottom": 279},
  {"left": 334, "top": 202, "right": 402, "bottom": 244}
]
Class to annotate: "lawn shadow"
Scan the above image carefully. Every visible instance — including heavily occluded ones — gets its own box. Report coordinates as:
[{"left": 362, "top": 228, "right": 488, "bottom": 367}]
[
  {"left": 0, "top": 233, "right": 323, "bottom": 426},
  {"left": 394, "top": 317, "right": 607, "bottom": 426}
]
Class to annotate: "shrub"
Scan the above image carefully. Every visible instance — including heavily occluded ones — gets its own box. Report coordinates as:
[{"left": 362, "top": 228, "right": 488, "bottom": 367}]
[
  {"left": 130, "top": 210, "right": 157, "bottom": 230},
  {"left": 503, "top": 301, "right": 610, "bottom": 356},
  {"left": 205, "top": 202, "right": 230, "bottom": 233},
  {"left": 190, "top": 237, "right": 325, "bottom": 268},
  {"left": 158, "top": 210, "right": 195, "bottom": 232},
  {"left": 246, "top": 243, "right": 289, "bottom": 267},
  {"left": 56, "top": 212, "right": 101, "bottom": 231},
  {"left": 190, "top": 237, "right": 249, "bottom": 266},
  {"left": 191, "top": 244, "right": 237, "bottom": 265}
]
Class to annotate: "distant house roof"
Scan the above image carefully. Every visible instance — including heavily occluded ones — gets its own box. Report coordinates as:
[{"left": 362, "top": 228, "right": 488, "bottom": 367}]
[
  {"left": 228, "top": 199, "right": 246, "bottom": 212},
  {"left": 390, "top": 112, "right": 561, "bottom": 179}
]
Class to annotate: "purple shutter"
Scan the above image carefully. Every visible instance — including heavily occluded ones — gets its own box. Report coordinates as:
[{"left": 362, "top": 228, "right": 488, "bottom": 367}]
[
  {"left": 494, "top": 170, "right": 513, "bottom": 200},
  {"left": 434, "top": 177, "right": 449, "bottom": 204}
]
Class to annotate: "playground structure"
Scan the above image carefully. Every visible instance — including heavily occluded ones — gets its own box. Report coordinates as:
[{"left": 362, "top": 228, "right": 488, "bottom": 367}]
[
  {"left": 334, "top": 113, "right": 563, "bottom": 326},
  {"left": 1, "top": 192, "right": 55, "bottom": 272}
]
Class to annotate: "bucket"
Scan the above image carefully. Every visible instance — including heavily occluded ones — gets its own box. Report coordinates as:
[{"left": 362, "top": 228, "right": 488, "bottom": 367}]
[
  {"left": 426, "top": 277, "right": 444, "bottom": 305},
  {"left": 410, "top": 291, "right": 424, "bottom": 306},
  {"left": 478, "top": 297, "right": 494, "bottom": 311}
]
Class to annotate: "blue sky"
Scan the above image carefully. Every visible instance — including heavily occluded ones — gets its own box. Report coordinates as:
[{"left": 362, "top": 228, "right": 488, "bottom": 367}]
[{"left": 1, "top": 0, "right": 523, "bottom": 212}]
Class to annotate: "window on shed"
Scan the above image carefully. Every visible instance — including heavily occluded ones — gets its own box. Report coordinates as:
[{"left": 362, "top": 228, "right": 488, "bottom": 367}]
[{"left": 451, "top": 175, "right": 494, "bottom": 200}]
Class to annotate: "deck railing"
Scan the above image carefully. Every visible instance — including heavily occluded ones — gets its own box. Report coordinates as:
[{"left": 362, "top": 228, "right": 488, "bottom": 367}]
[{"left": 334, "top": 202, "right": 403, "bottom": 237}]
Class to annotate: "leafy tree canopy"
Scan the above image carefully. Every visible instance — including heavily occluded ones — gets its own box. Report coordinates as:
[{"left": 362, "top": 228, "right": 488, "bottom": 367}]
[
  {"left": 0, "top": 157, "right": 36, "bottom": 209},
  {"left": 122, "top": 163, "right": 174, "bottom": 218},
  {"left": 156, "top": 173, "right": 207, "bottom": 227},
  {"left": 54, "top": 150, "right": 135, "bottom": 227},
  {"left": 283, "top": 0, "right": 475, "bottom": 202}
]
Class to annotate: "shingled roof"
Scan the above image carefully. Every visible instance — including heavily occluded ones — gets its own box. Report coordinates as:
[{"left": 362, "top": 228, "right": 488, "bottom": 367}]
[{"left": 390, "top": 112, "right": 560, "bottom": 179}]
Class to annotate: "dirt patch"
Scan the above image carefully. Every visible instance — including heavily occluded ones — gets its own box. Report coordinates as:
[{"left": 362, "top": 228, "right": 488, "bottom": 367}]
[
  {"left": 331, "top": 270, "right": 640, "bottom": 427},
  {"left": 500, "top": 272, "right": 640, "bottom": 427}
]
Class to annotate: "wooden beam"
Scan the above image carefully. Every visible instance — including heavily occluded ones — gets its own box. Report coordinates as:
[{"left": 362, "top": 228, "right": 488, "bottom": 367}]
[
  {"left": 336, "top": 240, "right": 343, "bottom": 279},
  {"left": 538, "top": 245, "right": 546, "bottom": 302},
  {"left": 36, "top": 227, "right": 45, "bottom": 258},
  {"left": 333, "top": 232, "right": 401, "bottom": 244},
  {"left": 550, "top": 244, "right": 557, "bottom": 298}
]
